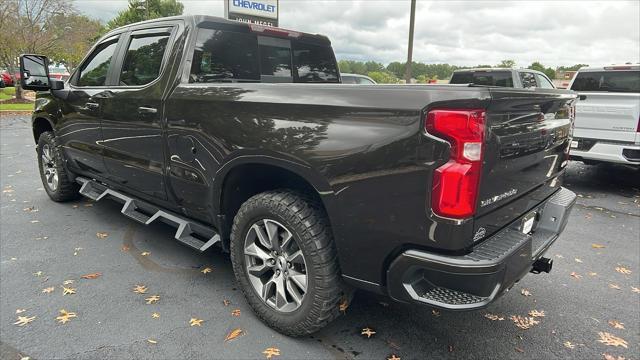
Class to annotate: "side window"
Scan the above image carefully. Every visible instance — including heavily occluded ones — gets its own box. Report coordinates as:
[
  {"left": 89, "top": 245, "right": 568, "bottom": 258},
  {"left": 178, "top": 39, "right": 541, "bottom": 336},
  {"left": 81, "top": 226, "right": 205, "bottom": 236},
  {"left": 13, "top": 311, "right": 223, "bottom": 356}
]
[
  {"left": 519, "top": 72, "right": 537, "bottom": 88},
  {"left": 341, "top": 76, "right": 356, "bottom": 84},
  {"left": 258, "top": 36, "right": 292, "bottom": 81},
  {"left": 189, "top": 28, "right": 259, "bottom": 83},
  {"left": 77, "top": 39, "right": 119, "bottom": 86},
  {"left": 119, "top": 33, "right": 169, "bottom": 86},
  {"left": 535, "top": 74, "right": 555, "bottom": 89}
]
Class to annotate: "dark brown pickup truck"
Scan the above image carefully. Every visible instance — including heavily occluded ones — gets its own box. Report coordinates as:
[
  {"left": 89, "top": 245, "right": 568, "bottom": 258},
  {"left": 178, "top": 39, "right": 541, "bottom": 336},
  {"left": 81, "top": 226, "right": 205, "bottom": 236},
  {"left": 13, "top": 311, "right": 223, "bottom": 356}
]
[{"left": 20, "top": 15, "right": 577, "bottom": 336}]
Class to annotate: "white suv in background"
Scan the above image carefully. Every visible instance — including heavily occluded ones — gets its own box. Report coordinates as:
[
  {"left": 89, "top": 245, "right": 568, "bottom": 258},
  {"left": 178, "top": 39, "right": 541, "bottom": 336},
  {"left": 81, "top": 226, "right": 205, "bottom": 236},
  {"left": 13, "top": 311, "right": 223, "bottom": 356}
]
[{"left": 568, "top": 65, "right": 640, "bottom": 166}]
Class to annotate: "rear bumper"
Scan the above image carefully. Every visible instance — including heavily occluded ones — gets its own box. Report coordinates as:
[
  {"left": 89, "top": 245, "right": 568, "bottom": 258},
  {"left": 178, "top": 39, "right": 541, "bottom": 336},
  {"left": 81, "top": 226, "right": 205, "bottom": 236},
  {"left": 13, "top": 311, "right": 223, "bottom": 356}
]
[
  {"left": 570, "top": 139, "right": 640, "bottom": 165},
  {"left": 386, "top": 187, "right": 576, "bottom": 310}
]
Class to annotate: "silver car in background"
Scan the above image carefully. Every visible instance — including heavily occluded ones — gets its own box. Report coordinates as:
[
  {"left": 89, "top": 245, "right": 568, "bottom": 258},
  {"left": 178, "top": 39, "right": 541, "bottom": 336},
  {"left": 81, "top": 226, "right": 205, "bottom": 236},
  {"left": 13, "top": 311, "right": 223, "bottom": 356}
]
[{"left": 568, "top": 65, "right": 640, "bottom": 166}]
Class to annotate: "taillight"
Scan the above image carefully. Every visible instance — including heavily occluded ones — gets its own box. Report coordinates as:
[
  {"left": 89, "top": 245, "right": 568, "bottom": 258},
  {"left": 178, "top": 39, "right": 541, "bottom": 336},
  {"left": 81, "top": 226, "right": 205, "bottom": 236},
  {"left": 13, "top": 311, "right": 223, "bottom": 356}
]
[
  {"left": 636, "top": 116, "right": 640, "bottom": 133},
  {"left": 426, "top": 109, "right": 485, "bottom": 219}
]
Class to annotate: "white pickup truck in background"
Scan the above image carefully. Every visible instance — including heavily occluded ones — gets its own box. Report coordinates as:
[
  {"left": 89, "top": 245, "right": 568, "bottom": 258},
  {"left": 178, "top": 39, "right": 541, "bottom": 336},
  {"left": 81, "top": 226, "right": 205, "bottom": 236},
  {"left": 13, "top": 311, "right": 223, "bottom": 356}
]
[{"left": 568, "top": 65, "right": 640, "bottom": 166}]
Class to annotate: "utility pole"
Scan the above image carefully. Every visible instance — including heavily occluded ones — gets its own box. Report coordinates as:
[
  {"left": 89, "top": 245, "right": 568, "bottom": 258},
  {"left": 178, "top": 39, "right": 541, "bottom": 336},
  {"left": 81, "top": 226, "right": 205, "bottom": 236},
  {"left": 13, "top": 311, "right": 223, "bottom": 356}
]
[{"left": 404, "top": 0, "right": 416, "bottom": 83}]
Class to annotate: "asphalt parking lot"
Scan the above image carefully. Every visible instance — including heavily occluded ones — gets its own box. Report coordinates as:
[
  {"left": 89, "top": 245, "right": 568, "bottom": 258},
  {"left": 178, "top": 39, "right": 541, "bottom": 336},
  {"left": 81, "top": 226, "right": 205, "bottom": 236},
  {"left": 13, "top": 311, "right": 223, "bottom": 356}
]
[{"left": 1, "top": 113, "right": 639, "bottom": 360}]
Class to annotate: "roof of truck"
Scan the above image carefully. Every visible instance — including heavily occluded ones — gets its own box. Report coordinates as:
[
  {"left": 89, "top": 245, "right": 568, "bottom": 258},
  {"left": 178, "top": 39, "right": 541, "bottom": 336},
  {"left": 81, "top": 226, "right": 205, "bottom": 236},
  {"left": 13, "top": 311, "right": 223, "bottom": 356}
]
[{"left": 105, "top": 15, "right": 331, "bottom": 45}]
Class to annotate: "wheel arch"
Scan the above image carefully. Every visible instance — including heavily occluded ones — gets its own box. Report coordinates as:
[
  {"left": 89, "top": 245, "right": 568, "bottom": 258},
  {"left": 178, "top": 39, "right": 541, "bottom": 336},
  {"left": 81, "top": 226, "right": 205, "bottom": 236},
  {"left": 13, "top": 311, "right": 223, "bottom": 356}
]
[
  {"left": 32, "top": 114, "right": 55, "bottom": 144},
  {"left": 213, "top": 154, "right": 335, "bottom": 249}
]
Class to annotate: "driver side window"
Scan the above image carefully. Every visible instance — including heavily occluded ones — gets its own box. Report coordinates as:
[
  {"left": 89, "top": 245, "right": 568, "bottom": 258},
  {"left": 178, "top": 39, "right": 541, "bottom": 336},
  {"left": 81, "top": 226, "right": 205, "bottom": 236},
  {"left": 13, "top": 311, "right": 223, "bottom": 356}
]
[{"left": 76, "top": 38, "right": 119, "bottom": 87}]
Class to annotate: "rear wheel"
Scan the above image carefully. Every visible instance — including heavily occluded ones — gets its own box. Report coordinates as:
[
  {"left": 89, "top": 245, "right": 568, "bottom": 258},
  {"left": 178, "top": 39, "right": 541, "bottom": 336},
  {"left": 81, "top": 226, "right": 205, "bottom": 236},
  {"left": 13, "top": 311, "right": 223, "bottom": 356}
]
[
  {"left": 37, "top": 131, "right": 80, "bottom": 202},
  {"left": 230, "top": 190, "right": 345, "bottom": 336}
]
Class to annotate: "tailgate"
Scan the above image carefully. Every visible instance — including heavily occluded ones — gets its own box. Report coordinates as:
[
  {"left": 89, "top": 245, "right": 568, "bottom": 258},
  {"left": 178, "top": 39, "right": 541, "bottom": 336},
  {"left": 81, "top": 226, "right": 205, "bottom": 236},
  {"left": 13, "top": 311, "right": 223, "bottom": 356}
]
[
  {"left": 573, "top": 92, "right": 640, "bottom": 143},
  {"left": 474, "top": 88, "right": 576, "bottom": 237}
]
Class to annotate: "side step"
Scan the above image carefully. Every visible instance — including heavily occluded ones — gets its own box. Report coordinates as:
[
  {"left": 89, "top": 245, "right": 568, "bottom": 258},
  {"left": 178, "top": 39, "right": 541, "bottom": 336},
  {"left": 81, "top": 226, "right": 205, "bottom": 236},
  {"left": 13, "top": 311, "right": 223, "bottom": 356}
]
[{"left": 77, "top": 177, "right": 220, "bottom": 252}]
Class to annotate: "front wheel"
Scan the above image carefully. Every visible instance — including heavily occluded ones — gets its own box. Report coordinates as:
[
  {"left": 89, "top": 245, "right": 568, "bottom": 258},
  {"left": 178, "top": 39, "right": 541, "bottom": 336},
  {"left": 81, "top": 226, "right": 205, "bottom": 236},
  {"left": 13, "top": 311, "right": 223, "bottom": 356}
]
[
  {"left": 230, "top": 190, "right": 345, "bottom": 336},
  {"left": 37, "top": 131, "right": 80, "bottom": 202}
]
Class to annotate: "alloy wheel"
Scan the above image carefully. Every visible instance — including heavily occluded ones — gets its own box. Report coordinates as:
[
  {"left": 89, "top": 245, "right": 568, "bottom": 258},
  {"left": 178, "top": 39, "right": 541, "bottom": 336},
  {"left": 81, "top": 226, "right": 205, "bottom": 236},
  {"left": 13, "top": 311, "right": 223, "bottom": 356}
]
[
  {"left": 41, "top": 144, "right": 59, "bottom": 192},
  {"left": 243, "top": 218, "right": 308, "bottom": 312}
]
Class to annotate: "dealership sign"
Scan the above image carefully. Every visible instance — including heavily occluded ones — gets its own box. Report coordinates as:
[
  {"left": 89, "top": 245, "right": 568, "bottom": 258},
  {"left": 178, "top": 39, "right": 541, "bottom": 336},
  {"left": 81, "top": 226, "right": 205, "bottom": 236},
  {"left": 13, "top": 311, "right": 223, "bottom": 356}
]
[{"left": 225, "top": 0, "right": 279, "bottom": 27}]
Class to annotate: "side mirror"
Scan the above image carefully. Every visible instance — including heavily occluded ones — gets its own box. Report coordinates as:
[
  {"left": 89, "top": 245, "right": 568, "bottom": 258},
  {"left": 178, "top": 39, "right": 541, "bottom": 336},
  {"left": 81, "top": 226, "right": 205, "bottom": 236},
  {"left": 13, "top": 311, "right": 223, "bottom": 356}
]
[{"left": 19, "top": 54, "right": 51, "bottom": 91}]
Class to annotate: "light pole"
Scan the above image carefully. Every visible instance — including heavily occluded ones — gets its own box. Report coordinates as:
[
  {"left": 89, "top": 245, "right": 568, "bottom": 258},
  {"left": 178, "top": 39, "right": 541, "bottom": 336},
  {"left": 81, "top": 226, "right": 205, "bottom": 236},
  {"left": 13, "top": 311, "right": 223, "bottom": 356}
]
[{"left": 404, "top": 0, "right": 416, "bottom": 83}]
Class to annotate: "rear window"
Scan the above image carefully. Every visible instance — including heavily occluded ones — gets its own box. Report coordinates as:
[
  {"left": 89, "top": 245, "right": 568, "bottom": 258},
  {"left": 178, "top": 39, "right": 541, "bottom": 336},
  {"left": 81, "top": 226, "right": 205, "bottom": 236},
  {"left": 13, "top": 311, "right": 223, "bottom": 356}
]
[
  {"left": 450, "top": 71, "right": 514, "bottom": 87},
  {"left": 292, "top": 41, "right": 338, "bottom": 83},
  {"left": 570, "top": 71, "right": 640, "bottom": 93},
  {"left": 189, "top": 27, "right": 338, "bottom": 84}
]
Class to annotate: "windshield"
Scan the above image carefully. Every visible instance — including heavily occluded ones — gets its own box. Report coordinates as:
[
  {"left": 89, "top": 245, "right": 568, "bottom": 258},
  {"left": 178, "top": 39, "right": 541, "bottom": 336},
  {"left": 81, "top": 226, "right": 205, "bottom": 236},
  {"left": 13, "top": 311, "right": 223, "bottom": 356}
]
[
  {"left": 570, "top": 70, "right": 640, "bottom": 93},
  {"left": 450, "top": 71, "right": 514, "bottom": 87}
]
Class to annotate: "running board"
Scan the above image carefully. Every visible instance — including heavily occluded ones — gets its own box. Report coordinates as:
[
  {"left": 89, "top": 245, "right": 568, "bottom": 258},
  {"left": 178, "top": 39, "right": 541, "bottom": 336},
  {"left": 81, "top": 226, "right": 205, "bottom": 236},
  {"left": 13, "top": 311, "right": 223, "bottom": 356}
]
[{"left": 77, "top": 177, "right": 220, "bottom": 252}]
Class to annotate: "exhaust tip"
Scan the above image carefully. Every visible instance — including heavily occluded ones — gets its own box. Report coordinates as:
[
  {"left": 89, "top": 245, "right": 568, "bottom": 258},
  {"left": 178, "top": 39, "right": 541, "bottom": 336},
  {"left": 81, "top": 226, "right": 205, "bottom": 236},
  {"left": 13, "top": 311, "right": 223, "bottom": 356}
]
[{"left": 531, "top": 257, "right": 553, "bottom": 274}]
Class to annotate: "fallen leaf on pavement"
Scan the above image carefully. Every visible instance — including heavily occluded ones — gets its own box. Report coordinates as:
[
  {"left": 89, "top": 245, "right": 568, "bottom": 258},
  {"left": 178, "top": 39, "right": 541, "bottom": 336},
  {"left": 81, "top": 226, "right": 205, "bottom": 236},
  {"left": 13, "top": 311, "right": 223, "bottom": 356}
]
[
  {"left": 432, "top": 309, "right": 440, "bottom": 317},
  {"left": 63, "top": 280, "right": 74, "bottom": 285},
  {"left": 484, "top": 313, "right": 505, "bottom": 321},
  {"left": 73, "top": 247, "right": 83, "bottom": 256},
  {"left": 575, "top": 258, "right": 583, "bottom": 263},
  {"left": 521, "top": 288, "right": 532, "bottom": 296},
  {"left": 201, "top": 267, "right": 212, "bottom": 274},
  {"left": 564, "top": 341, "right": 575, "bottom": 349},
  {"left": 588, "top": 272, "right": 598, "bottom": 276},
  {"left": 262, "top": 347, "right": 280, "bottom": 359},
  {"left": 570, "top": 272, "right": 582, "bottom": 279},
  {"left": 56, "top": 309, "right": 77, "bottom": 324},
  {"left": 339, "top": 298, "right": 349, "bottom": 314},
  {"left": 224, "top": 328, "right": 244, "bottom": 341},
  {"left": 615, "top": 267, "right": 632, "bottom": 275},
  {"left": 528, "top": 310, "right": 545, "bottom": 317},
  {"left": 14, "top": 315, "right": 36, "bottom": 326},
  {"left": 133, "top": 284, "right": 148, "bottom": 294},
  {"left": 190, "top": 318, "right": 204, "bottom": 327},
  {"left": 515, "top": 347, "right": 524, "bottom": 353},
  {"left": 608, "top": 320, "right": 624, "bottom": 329},
  {"left": 42, "top": 287, "right": 55, "bottom": 294},
  {"left": 62, "top": 286, "right": 76, "bottom": 295},
  {"left": 223, "top": 299, "right": 231, "bottom": 306},
  {"left": 231, "top": 309, "right": 241, "bottom": 317},
  {"left": 147, "top": 339, "right": 157, "bottom": 344},
  {"left": 387, "top": 355, "right": 401, "bottom": 360},
  {"left": 591, "top": 244, "right": 606, "bottom": 249},
  {"left": 510, "top": 315, "right": 540, "bottom": 330},
  {"left": 361, "top": 327, "right": 376, "bottom": 338},
  {"left": 81, "top": 272, "right": 102, "bottom": 279},
  {"left": 121, "top": 245, "right": 130, "bottom": 252},
  {"left": 145, "top": 295, "right": 160, "bottom": 304},
  {"left": 555, "top": 254, "right": 564, "bottom": 259},
  {"left": 96, "top": 232, "right": 108, "bottom": 239},
  {"left": 141, "top": 251, "right": 150, "bottom": 256},
  {"left": 603, "top": 354, "right": 626, "bottom": 360},
  {"left": 609, "top": 284, "right": 621, "bottom": 290},
  {"left": 632, "top": 287, "right": 640, "bottom": 294},
  {"left": 33, "top": 271, "right": 43, "bottom": 277},
  {"left": 16, "top": 309, "right": 26, "bottom": 314},
  {"left": 597, "top": 332, "right": 628, "bottom": 348},
  {"left": 152, "top": 312, "right": 160, "bottom": 319}
]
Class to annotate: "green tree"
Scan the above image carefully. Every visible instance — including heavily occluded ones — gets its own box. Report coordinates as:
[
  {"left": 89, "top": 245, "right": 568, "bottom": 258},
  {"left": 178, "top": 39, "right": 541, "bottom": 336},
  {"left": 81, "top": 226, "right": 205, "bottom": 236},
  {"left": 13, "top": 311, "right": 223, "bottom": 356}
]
[
  {"left": 557, "top": 64, "right": 588, "bottom": 71},
  {"left": 496, "top": 59, "right": 515, "bottom": 68},
  {"left": 337, "top": 60, "right": 351, "bottom": 73},
  {"left": 528, "top": 61, "right": 557, "bottom": 80},
  {"left": 107, "top": 0, "right": 184, "bottom": 30},
  {"left": 367, "top": 71, "right": 398, "bottom": 84},
  {"left": 49, "top": 13, "right": 103, "bottom": 72}
]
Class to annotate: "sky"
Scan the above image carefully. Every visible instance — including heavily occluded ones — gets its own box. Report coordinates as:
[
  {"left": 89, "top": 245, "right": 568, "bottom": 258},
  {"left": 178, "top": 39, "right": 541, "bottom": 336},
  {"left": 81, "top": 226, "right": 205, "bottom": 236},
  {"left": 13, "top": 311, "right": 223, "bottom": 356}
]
[{"left": 73, "top": 0, "right": 640, "bottom": 68}]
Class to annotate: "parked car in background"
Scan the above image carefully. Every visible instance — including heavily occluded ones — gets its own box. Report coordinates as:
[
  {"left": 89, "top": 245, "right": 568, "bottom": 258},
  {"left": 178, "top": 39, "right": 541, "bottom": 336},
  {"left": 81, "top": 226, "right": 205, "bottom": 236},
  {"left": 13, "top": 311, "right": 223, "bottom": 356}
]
[
  {"left": 1, "top": 70, "right": 14, "bottom": 87},
  {"left": 568, "top": 64, "right": 640, "bottom": 166},
  {"left": 340, "top": 73, "right": 376, "bottom": 84},
  {"left": 450, "top": 68, "right": 556, "bottom": 89}
]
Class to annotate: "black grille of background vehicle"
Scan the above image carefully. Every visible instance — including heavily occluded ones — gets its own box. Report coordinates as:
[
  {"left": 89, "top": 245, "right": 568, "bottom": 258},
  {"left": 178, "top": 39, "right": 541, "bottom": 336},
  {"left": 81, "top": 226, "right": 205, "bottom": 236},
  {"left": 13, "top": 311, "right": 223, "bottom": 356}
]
[{"left": 622, "top": 149, "right": 640, "bottom": 161}]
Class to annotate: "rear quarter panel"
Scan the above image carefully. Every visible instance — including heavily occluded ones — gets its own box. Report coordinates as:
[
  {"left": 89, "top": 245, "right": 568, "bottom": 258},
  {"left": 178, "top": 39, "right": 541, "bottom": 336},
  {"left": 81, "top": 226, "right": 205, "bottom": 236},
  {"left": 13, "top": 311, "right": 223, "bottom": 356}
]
[{"left": 165, "top": 84, "right": 491, "bottom": 288}]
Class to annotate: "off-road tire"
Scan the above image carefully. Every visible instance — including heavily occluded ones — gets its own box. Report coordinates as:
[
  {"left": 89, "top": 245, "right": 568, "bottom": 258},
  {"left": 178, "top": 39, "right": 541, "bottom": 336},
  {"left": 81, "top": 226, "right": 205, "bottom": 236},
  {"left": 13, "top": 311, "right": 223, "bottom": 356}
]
[
  {"left": 230, "top": 190, "right": 345, "bottom": 336},
  {"left": 37, "top": 131, "right": 80, "bottom": 202}
]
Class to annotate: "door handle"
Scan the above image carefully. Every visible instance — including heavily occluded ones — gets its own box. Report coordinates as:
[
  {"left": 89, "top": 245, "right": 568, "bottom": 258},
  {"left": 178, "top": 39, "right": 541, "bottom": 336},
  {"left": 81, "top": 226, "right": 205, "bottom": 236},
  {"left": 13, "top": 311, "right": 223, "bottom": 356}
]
[
  {"left": 138, "top": 106, "right": 157, "bottom": 114},
  {"left": 86, "top": 102, "right": 100, "bottom": 110}
]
